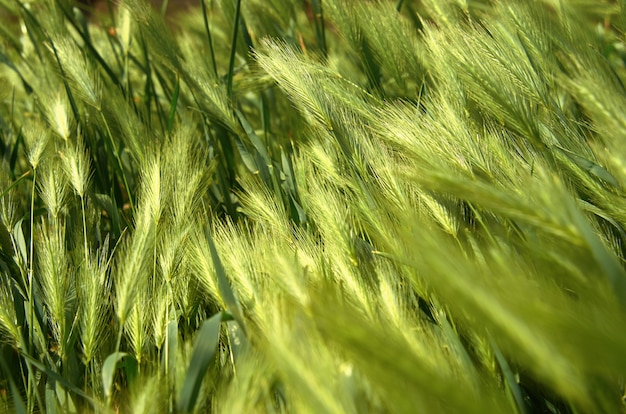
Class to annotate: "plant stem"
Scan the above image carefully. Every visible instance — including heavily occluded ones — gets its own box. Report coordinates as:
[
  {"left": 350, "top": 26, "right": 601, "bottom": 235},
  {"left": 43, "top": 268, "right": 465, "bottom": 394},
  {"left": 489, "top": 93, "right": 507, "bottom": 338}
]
[
  {"left": 201, "top": 0, "right": 219, "bottom": 78},
  {"left": 226, "top": 0, "right": 242, "bottom": 101},
  {"left": 81, "top": 195, "right": 89, "bottom": 265},
  {"left": 27, "top": 166, "right": 37, "bottom": 413}
]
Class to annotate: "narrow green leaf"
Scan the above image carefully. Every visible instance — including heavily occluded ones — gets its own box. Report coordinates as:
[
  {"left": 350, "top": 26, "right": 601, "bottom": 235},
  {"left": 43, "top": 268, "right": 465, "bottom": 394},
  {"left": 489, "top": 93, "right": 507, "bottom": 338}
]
[
  {"left": 215, "top": 124, "right": 237, "bottom": 181},
  {"left": 200, "top": 0, "right": 219, "bottom": 78},
  {"left": 226, "top": 0, "right": 242, "bottom": 100},
  {"left": 0, "top": 49, "right": 32, "bottom": 93},
  {"left": 122, "top": 354, "right": 138, "bottom": 388},
  {"left": 102, "top": 352, "right": 128, "bottom": 399},
  {"left": 279, "top": 148, "right": 306, "bottom": 224},
  {"left": 20, "top": 353, "right": 95, "bottom": 405},
  {"left": 177, "top": 312, "right": 222, "bottom": 414},
  {"left": 290, "top": 195, "right": 307, "bottom": 225},
  {"left": 235, "top": 109, "right": 271, "bottom": 165},
  {"left": 311, "top": 0, "right": 327, "bottom": 58},
  {"left": 578, "top": 199, "right": 626, "bottom": 241},
  {"left": 205, "top": 228, "right": 246, "bottom": 333},
  {"left": 235, "top": 109, "right": 272, "bottom": 183},
  {"left": 232, "top": 134, "right": 260, "bottom": 173},
  {"left": 166, "top": 320, "right": 178, "bottom": 381},
  {"left": 280, "top": 148, "right": 295, "bottom": 194},
  {"left": 490, "top": 336, "right": 528, "bottom": 414},
  {"left": 566, "top": 198, "right": 626, "bottom": 305},
  {"left": 12, "top": 219, "right": 27, "bottom": 266},
  {"left": 45, "top": 379, "right": 57, "bottom": 414},
  {"left": 556, "top": 146, "right": 621, "bottom": 189},
  {"left": 72, "top": 4, "right": 92, "bottom": 45},
  {"left": 167, "top": 73, "right": 180, "bottom": 136},
  {"left": 55, "top": 384, "right": 78, "bottom": 414}
]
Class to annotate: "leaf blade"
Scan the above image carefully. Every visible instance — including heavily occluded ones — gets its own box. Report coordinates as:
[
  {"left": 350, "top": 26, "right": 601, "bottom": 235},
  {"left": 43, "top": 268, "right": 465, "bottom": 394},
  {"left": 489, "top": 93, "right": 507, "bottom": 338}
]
[{"left": 177, "top": 312, "right": 222, "bottom": 413}]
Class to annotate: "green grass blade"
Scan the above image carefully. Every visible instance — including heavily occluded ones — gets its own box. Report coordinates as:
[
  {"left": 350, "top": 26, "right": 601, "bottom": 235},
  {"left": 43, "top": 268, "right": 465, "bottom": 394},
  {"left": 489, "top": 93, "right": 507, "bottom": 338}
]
[
  {"left": 200, "top": 0, "right": 219, "bottom": 78},
  {"left": 311, "top": 0, "right": 327, "bottom": 58},
  {"left": 177, "top": 312, "right": 222, "bottom": 414},
  {"left": 491, "top": 336, "right": 528, "bottom": 414},
  {"left": 167, "top": 73, "right": 180, "bottom": 136},
  {"left": 20, "top": 353, "right": 95, "bottom": 406},
  {"left": 556, "top": 146, "right": 621, "bottom": 190},
  {"left": 166, "top": 320, "right": 178, "bottom": 380},
  {"left": 234, "top": 108, "right": 271, "bottom": 181},
  {"left": 566, "top": 197, "right": 626, "bottom": 305},
  {"left": 226, "top": 0, "right": 242, "bottom": 101},
  {"left": 205, "top": 228, "right": 246, "bottom": 333},
  {"left": 102, "top": 352, "right": 128, "bottom": 401},
  {"left": 232, "top": 134, "right": 260, "bottom": 174},
  {"left": 45, "top": 378, "right": 57, "bottom": 414},
  {"left": 0, "top": 171, "right": 31, "bottom": 200},
  {"left": 235, "top": 109, "right": 270, "bottom": 164},
  {"left": 0, "top": 49, "right": 32, "bottom": 93}
]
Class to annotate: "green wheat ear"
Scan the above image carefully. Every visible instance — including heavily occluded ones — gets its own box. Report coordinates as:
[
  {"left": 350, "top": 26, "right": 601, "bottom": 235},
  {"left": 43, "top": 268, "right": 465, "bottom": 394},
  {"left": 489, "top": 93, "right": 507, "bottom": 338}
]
[{"left": 0, "top": 0, "right": 625, "bottom": 412}]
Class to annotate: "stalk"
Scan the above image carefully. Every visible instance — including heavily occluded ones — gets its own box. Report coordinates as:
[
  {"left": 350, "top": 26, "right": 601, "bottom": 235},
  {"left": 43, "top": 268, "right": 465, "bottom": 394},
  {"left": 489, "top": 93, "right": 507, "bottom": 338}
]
[
  {"left": 226, "top": 0, "right": 242, "bottom": 101},
  {"left": 81, "top": 195, "right": 89, "bottom": 265},
  {"left": 27, "top": 167, "right": 37, "bottom": 413},
  {"left": 201, "top": 0, "right": 219, "bottom": 78}
]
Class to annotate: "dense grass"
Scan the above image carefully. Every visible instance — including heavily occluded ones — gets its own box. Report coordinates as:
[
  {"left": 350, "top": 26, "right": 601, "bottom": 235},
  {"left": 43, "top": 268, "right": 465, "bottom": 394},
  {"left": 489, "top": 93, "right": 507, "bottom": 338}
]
[{"left": 0, "top": 0, "right": 626, "bottom": 412}]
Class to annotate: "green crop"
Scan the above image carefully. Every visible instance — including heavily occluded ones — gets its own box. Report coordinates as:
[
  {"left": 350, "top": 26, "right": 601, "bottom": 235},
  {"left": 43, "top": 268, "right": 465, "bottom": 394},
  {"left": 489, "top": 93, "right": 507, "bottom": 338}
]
[{"left": 0, "top": 0, "right": 625, "bottom": 412}]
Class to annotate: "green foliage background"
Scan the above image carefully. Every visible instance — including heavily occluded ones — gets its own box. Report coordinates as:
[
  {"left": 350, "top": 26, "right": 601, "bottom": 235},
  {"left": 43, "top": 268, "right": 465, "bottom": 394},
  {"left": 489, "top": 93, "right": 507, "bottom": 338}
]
[{"left": 0, "top": 0, "right": 625, "bottom": 412}]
